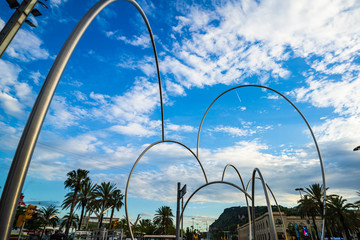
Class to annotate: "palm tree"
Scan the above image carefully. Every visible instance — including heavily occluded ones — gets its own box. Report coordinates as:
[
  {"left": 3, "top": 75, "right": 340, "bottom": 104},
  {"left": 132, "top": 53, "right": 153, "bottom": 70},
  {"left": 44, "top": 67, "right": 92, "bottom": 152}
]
[
  {"left": 40, "top": 205, "right": 59, "bottom": 239},
  {"left": 327, "top": 195, "right": 358, "bottom": 240},
  {"left": 304, "top": 184, "right": 326, "bottom": 216},
  {"left": 94, "top": 182, "right": 116, "bottom": 228},
  {"left": 77, "top": 181, "right": 97, "bottom": 230},
  {"left": 153, "top": 206, "right": 174, "bottom": 234},
  {"left": 137, "top": 219, "right": 155, "bottom": 235},
  {"left": 63, "top": 169, "right": 90, "bottom": 236},
  {"left": 298, "top": 195, "right": 320, "bottom": 240},
  {"left": 355, "top": 191, "right": 360, "bottom": 208},
  {"left": 108, "top": 189, "right": 123, "bottom": 229},
  {"left": 61, "top": 213, "right": 80, "bottom": 231},
  {"left": 299, "top": 183, "right": 326, "bottom": 240}
]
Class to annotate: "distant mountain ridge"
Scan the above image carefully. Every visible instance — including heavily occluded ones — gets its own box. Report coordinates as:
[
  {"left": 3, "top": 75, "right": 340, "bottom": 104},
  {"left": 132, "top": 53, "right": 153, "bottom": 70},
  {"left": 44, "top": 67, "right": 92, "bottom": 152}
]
[{"left": 209, "top": 205, "right": 297, "bottom": 231}]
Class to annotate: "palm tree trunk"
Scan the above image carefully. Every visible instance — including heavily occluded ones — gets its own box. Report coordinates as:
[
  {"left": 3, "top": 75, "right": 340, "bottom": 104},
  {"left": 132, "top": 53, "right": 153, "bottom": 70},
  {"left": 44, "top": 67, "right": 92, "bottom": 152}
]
[
  {"left": 79, "top": 204, "right": 85, "bottom": 230},
  {"left": 98, "top": 202, "right": 106, "bottom": 228},
  {"left": 41, "top": 224, "right": 46, "bottom": 239},
  {"left": 109, "top": 207, "right": 115, "bottom": 229},
  {"left": 85, "top": 211, "right": 90, "bottom": 229},
  {"left": 65, "top": 190, "right": 78, "bottom": 236},
  {"left": 340, "top": 215, "right": 352, "bottom": 240},
  {"left": 311, "top": 214, "right": 320, "bottom": 240}
]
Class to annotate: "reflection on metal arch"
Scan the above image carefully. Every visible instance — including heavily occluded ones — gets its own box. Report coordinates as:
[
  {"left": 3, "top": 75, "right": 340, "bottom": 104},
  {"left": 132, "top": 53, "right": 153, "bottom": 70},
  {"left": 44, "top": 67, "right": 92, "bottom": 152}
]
[
  {"left": 179, "top": 180, "right": 253, "bottom": 231},
  {"left": 221, "top": 164, "right": 253, "bottom": 240},
  {"left": 251, "top": 168, "right": 277, "bottom": 240},
  {"left": 0, "top": 0, "right": 165, "bottom": 238},
  {"left": 246, "top": 176, "right": 288, "bottom": 240},
  {"left": 196, "top": 84, "right": 326, "bottom": 240},
  {"left": 125, "top": 140, "right": 209, "bottom": 240}
]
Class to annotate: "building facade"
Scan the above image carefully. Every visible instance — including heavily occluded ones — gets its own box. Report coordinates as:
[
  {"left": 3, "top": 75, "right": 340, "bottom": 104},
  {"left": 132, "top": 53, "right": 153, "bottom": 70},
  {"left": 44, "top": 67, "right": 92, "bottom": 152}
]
[{"left": 237, "top": 212, "right": 322, "bottom": 240}]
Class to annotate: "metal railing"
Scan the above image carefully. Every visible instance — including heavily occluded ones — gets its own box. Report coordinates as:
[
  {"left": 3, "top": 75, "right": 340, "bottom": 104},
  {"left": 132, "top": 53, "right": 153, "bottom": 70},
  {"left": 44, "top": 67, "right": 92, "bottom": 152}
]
[{"left": 74, "top": 228, "right": 123, "bottom": 240}]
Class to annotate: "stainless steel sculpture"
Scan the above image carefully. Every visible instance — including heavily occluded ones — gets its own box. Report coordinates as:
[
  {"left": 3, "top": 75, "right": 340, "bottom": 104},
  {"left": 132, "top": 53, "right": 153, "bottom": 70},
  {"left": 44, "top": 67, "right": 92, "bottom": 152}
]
[
  {"left": 222, "top": 164, "right": 253, "bottom": 239},
  {"left": 179, "top": 181, "right": 253, "bottom": 225},
  {"left": 245, "top": 177, "right": 289, "bottom": 240},
  {"left": 124, "top": 140, "right": 209, "bottom": 239},
  {"left": 0, "top": 0, "right": 164, "bottom": 238},
  {"left": 196, "top": 85, "right": 326, "bottom": 240},
  {"left": 0, "top": 0, "right": 327, "bottom": 239}
]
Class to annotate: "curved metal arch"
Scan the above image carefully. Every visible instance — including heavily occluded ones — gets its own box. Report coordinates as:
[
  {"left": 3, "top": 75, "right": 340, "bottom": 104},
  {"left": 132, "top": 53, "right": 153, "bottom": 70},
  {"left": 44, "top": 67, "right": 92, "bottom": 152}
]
[
  {"left": 251, "top": 168, "right": 277, "bottom": 240},
  {"left": 221, "top": 164, "right": 253, "bottom": 240},
  {"left": 196, "top": 84, "right": 326, "bottom": 240},
  {"left": 0, "top": 0, "right": 165, "bottom": 237},
  {"left": 179, "top": 181, "right": 252, "bottom": 226},
  {"left": 246, "top": 176, "right": 288, "bottom": 240},
  {"left": 125, "top": 140, "right": 209, "bottom": 239}
]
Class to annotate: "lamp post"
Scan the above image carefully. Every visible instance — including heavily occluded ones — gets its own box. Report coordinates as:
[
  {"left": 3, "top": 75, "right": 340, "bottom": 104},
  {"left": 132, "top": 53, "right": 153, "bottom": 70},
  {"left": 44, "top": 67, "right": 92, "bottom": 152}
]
[
  {"left": 0, "top": 0, "right": 48, "bottom": 58},
  {"left": 295, "top": 188, "right": 304, "bottom": 199}
]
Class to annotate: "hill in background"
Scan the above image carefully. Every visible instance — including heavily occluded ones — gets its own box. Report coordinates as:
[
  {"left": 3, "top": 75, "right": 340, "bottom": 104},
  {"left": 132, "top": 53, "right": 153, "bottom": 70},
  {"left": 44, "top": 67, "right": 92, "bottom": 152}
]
[{"left": 209, "top": 205, "right": 298, "bottom": 232}]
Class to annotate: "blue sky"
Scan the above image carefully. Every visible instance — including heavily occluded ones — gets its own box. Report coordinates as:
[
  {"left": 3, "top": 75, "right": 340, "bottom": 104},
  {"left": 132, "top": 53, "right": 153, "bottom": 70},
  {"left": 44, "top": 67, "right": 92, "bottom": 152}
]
[{"left": 1, "top": 0, "right": 360, "bottom": 230}]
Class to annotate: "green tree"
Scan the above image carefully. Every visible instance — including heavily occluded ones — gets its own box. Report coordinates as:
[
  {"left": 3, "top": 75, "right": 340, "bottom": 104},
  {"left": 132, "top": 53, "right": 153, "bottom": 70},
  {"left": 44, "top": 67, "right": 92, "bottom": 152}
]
[
  {"left": 153, "top": 206, "right": 174, "bottom": 234},
  {"left": 137, "top": 219, "right": 156, "bottom": 235},
  {"left": 298, "top": 184, "right": 326, "bottom": 240},
  {"left": 63, "top": 169, "right": 90, "bottom": 236},
  {"left": 78, "top": 180, "right": 97, "bottom": 230},
  {"left": 355, "top": 191, "right": 360, "bottom": 208},
  {"left": 327, "top": 195, "right": 359, "bottom": 240},
  {"left": 40, "top": 205, "right": 59, "bottom": 239},
  {"left": 108, "top": 189, "right": 124, "bottom": 229},
  {"left": 94, "top": 182, "right": 116, "bottom": 227},
  {"left": 61, "top": 213, "right": 79, "bottom": 230}
]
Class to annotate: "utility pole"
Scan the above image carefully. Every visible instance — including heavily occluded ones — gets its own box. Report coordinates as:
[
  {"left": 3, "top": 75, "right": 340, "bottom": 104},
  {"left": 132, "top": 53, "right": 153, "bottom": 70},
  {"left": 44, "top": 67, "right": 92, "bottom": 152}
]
[
  {"left": 0, "top": 0, "right": 45, "bottom": 58},
  {"left": 176, "top": 183, "right": 187, "bottom": 240}
]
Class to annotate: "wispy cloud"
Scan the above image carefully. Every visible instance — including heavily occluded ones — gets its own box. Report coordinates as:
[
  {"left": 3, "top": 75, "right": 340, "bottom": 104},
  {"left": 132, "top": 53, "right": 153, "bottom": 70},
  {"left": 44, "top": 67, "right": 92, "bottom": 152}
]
[
  {"left": 106, "top": 31, "right": 151, "bottom": 49},
  {"left": 0, "top": 19, "right": 49, "bottom": 61},
  {"left": 161, "top": 0, "right": 360, "bottom": 92}
]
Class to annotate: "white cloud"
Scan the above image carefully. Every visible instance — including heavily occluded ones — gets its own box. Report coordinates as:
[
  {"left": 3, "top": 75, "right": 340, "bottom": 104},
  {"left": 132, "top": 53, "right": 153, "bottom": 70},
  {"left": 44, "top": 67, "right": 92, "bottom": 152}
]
[
  {"left": 161, "top": 0, "right": 360, "bottom": 92},
  {"left": 166, "top": 80, "right": 186, "bottom": 96},
  {"left": 50, "top": 0, "right": 68, "bottom": 8},
  {"left": 109, "top": 122, "right": 158, "bottom": 137},
  {"left": 210, "top": 125, "right": 256, "bottom": 137},
  {"left": 91, "top": 77, "right": 160, "bottom": 126},
  {"left": 167, "top": 123, "right": 196, "bottom": 133},
  {"left": 0, "top": 60, "right": 36, "bottom": 117},
  {"left": 291, "top": 75, "right": 360, "bottom": 116},
  {"left": 0, "top": 20, "right": 49, "bottom": 61},
  {"left": 46, "top": 96, "right": 88, "bottom": 129},
  {"left": 106, "top": 31, "right": 151, "bottom": 49},
  {"left": 29, "top": 71, "right": 42, "bottom": 85},
  {"left": 0, "top": 91, "right": 23, "bottom": 117}
]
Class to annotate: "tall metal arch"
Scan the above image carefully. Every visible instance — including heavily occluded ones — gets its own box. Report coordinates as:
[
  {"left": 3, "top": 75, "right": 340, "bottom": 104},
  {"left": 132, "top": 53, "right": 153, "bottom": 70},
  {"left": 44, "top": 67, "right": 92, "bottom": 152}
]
[
  {"left": 251, "top": 168, "right": 277, "bottom": 240},
  {"left": 0, "top": 0, "right": 165, "bottom": 238},
  {"left": 179, "top": 180, "right": 252, "bottom": 230},
  {"left": 125, "top": 140, "right": 209, "bottom": 240},
  {"left": 245, "top": 177, "right": 288, "bottom": 240},
  {"left": 221, "top": 164, "right": 253, "bottom": 239},
  {"left": 196, "top": 84, "right": 326, "bottom": 240}
]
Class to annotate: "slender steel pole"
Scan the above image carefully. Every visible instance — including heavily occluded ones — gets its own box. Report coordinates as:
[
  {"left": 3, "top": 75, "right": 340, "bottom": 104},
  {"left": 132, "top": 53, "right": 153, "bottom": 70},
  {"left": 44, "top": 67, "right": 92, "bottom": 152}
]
[
  {"left": 0, "top": 0, "right": 164, "bottom": 239},
  {"left": 176, "top": 182, "right": 181, "bottom": 240},
  {"left": 221, "top": 164, "right": 252, "bottom": 240},
  {"left": 246, "top": 177, "right": 288, "bottom": 240},
  {"left": 251, "top": 168, "right": 277, "bottom": 240}
]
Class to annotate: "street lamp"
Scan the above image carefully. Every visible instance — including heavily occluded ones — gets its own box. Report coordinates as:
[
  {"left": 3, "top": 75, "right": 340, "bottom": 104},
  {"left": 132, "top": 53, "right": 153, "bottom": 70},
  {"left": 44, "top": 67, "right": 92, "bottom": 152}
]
[
  {"left": 0, "top": 0, "right": 48, "bottom": 58},
  {"left": 353, "top": 146, "right": 360, "bottom": 151},
  {"left": 295, "top": 188, "right": 304, "bottom": 198}
]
